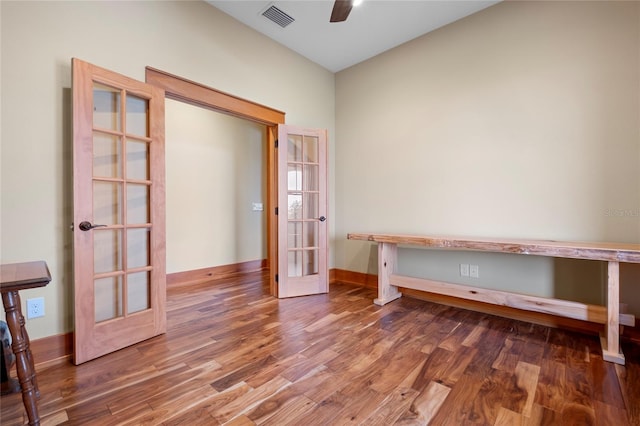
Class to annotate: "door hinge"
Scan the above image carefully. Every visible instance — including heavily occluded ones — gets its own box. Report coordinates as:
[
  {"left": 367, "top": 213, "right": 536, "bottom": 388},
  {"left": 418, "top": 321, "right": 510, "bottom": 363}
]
[
  {"left": 275, "top": 274, "right": 279, "bottom": 283},
  {"left": 275, "top": 207, "right": 279, "bottom": 215},
  {"left": 275, "top": 139, "right": 279, "bottom": 148}
]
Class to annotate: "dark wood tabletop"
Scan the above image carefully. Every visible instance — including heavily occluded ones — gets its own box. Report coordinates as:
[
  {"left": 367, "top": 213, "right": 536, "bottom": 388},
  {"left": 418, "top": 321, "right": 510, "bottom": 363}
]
[{"left": 0, "top": 262, "right": 51, "bottom": 292}]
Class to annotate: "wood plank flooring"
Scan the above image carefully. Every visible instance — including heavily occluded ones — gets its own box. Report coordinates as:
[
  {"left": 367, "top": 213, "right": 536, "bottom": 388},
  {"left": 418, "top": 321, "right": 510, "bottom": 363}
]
[{"left": 2, "top": 270, "right": 639, "bottom": 425}]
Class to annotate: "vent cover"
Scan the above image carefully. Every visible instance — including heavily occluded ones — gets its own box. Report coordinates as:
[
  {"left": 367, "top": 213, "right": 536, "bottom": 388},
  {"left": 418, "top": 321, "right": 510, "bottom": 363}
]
[{"left": 262, "top": 5, "right": 295, "bottom": 28}]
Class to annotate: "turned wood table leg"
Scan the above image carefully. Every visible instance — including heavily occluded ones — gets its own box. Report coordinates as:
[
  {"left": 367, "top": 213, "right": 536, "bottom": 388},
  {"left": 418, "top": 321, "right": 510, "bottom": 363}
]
[
  {"left": 601, "top": 261, "right": 624, "bottom": 365},
  {"left": 21, "top": 318, "right": 40, "bottom": 399},
  {"left": 2, "top": 290, "right": 40, "bottom": 426},
  {"left": 374, "top": 242, "right": 402, "bottom": 306}
]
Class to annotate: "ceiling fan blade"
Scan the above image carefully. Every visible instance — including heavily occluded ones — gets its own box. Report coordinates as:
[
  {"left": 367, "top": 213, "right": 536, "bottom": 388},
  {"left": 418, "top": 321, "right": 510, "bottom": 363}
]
[{"left": 330, "top": 0, "right": 353, "bottom": 23}]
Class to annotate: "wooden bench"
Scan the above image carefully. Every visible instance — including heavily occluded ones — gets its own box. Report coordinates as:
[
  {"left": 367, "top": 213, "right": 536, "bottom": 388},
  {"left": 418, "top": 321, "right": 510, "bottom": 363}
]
[{"left": 347, "top": 233, "right": 640, "bottom": 365}]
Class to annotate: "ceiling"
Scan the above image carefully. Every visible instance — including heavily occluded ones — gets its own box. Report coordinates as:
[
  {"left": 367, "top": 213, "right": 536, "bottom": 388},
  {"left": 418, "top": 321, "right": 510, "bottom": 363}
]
[{"left": 207, "top": 1, "right": 500, "bottom": 73}]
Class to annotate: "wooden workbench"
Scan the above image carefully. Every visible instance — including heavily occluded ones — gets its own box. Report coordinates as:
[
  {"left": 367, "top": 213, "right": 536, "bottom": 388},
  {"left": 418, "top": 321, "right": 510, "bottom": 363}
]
[{"left": 347, "top": 233, "right": 640, "bottom": 365}]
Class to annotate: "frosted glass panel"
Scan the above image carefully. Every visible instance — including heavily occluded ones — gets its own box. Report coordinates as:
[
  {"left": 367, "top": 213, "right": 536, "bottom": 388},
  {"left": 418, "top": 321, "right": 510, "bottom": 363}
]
[
  {"left": 126, "top": 94, "right": 149, "bottom": 137},
  {"left": 288, "top": 164, "right": 302, "bottom": 191},
  {"left": 303, "top": 193, "right": 318, "bottom": 220},
  {"left": 94, "top": 181, "right": 122, "bottom": 225},
  {"left": 127, "top": 184, "right": 149, "bottom": 224},
  {"left": 94, "top": 230, "right": 122, "bottom": 274},
  {"left": 95, "top": 276, "right": 123, "bottom": 322},
  {"left": 126, "top": 140, "right": 149, "bottom": 180},
  {"left": 127, "top": 228, "right": 149, "bottom": 268},
  {"left": 304, "top": 250, "right": 319, "bottom": 276},
  {"left": 303, "top": 136, "right": 318, "bottom": 163},
  {"left": 127, "top": 271, "right": 150, "bottom": 314},
  {"left": 288, "top": 221, "right": 302, "bottom": 248},
  {"left": 303, "top": 164, "right": 318, "bottom": 191},
  {"left": 93, "top": 83, "right": 121, "bottom": 131},
  {"left": 288, "top": 193, "right": 302, "bottom": 219},
  {"left": 93, "top": 133, "right": 121, "bottom": 178},
  {"left": 303, "top": 222, "right": 318, "bottom": 248},
  {"left": 288, "top": 135, "right": 302, "bottom": 162},
  {"left": 288, "top": 250, "right": 302, "bottom": 277}
]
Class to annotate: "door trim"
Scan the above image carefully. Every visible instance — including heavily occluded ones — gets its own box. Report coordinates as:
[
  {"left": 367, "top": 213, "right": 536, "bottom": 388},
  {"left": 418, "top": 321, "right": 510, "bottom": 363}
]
[
  {"left": 145, "top": 67, "right": 285, "bottom": 124},
  {"left": 145, "top": 67, "right": 285, "bottom": 296}
]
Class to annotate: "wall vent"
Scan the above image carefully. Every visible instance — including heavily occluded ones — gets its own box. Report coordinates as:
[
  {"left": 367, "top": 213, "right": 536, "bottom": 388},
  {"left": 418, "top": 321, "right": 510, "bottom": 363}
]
[{"left": 262, "top": 5, "right": 295, "bottom": 28}]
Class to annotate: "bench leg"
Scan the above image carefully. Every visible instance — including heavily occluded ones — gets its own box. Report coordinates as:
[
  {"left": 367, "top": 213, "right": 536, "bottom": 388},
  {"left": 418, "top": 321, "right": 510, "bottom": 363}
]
[
  {"left": 374, "top": 242, "right": 402, "bottom": 306},
  {"left": 600, "top": 261, "right": 625, "bottom": 365}
]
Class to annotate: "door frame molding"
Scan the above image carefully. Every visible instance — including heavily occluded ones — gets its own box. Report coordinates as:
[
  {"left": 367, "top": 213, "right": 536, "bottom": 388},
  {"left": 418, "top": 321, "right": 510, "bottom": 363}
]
[{"left": 145, "top": 67, "right": 285, "bottom": 296}]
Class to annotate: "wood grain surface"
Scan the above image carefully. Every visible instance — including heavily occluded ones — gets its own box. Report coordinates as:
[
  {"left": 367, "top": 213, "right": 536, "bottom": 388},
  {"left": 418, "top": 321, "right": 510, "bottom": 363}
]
[
  {"left": 347, "top": 233, "right": 640, "bottom": 263},
  {"left": 1, "top": 271, "right": 638, "bottom": 425}
]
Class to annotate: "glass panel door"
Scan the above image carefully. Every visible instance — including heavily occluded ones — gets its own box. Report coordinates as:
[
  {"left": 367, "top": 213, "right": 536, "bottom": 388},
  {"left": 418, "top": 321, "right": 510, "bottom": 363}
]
[
  {"left": 277, "top": 125, "right": 328, "bottom": 297},
  {"left": 73, "top": 58, "right": 166, "bottom": 364}
]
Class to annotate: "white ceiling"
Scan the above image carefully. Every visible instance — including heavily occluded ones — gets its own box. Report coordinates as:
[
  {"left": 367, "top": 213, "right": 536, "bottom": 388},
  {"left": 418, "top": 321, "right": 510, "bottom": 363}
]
[{"left": 207, "top": 0, "right": 500, "bottom": 73}]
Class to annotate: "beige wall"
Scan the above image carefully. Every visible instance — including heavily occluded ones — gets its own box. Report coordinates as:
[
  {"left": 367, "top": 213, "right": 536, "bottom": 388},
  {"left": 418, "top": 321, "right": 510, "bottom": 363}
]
[
  {"left": 335, "top": 1, "right": 640, "bottom": 314},
  {"left": 165, "top": 99, "right": 266, "bottom": 273},
  {"left": 1, "top": 0, "right": 639, "bottom": 342},
  {"left": 0, "top": 0, "right": 335, "bottom": 339}
]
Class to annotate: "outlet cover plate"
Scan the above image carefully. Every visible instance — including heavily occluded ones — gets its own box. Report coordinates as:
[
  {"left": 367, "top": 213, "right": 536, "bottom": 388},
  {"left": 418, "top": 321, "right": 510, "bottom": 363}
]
[
  {"left": 470, "top": 264, "right": 479, "bottom": 278},
  {"left": 27, "top": 297, "right": 45, "bottom": 319},
  {"left": 460, "top": 263, "right": 469, "bottom": 277}
]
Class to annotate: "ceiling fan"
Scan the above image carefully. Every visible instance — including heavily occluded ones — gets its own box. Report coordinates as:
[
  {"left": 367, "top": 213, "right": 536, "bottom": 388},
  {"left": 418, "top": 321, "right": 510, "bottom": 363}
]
[{"left": 330, "top": 0, "right": 362, "bottom": 23}]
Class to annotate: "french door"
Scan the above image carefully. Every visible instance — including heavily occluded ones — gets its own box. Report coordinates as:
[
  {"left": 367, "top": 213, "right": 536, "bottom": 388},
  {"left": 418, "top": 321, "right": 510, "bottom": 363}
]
[
  {"left": 72, "top": 59, "right": 166, "bottom": 364},
  {"left": 277, "top": 125, "right": 328, "bottom": 297}
]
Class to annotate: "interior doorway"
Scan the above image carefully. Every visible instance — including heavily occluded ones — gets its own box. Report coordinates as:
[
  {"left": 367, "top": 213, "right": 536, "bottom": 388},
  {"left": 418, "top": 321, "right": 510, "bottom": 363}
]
[
  {"left": 146, "top": 67, "right": 329, "bottom": 299},
  {"left": 164, "top": 99, "right": 268, "bottom": 276},
  {"left": 145, "top": 67, "right": 284, "bottom": 295}
]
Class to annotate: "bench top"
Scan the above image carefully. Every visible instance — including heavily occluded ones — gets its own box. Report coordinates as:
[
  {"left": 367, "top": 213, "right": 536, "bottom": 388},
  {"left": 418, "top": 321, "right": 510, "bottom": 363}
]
[{"left": 347, "top": 233, "right": 640, "bottom": 263}]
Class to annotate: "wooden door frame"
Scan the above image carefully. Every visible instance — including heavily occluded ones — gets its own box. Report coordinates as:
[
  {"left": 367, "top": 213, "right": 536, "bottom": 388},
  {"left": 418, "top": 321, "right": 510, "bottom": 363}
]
[{"left": 145, "top": 67, "right": 285, "bottom": 296}]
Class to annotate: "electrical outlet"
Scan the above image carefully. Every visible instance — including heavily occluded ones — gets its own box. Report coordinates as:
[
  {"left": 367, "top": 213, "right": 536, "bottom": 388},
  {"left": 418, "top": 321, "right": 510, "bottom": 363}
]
[
  {"left": 27, "top": 297, "right": 45, "bottom": 319},
  {"left": 460, "top": 263, "right": 469, "bottom": 277},
  {"left": 470, "top": 264, "right": 479, "bottom": 278}
]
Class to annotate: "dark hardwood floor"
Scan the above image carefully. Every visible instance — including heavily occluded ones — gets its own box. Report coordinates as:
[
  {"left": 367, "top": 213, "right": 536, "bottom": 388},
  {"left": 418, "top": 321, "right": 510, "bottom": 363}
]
[{"left": 2, "top": 270, "right": 639, "bottom": 425}]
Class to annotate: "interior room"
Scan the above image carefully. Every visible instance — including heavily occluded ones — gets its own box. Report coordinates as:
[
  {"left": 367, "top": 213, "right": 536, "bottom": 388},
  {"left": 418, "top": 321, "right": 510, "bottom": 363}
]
[{"left": 1, "top": 0, "right": 639, "bottom": 424}]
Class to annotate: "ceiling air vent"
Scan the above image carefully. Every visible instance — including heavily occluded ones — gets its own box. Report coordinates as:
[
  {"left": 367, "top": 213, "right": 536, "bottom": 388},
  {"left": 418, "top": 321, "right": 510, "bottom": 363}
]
[{"left": 262, "top": 5, "right": 295, "bottom": 28}]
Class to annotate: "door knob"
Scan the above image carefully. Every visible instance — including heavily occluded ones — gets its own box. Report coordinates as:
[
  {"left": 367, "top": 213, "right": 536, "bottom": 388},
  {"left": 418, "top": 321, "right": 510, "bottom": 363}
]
[
  {"left": 79, "top": 221, "right": 107, "bottom": 231},
  {"left": 318, "top": 216, "right": 326, "bottom": 222}
]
